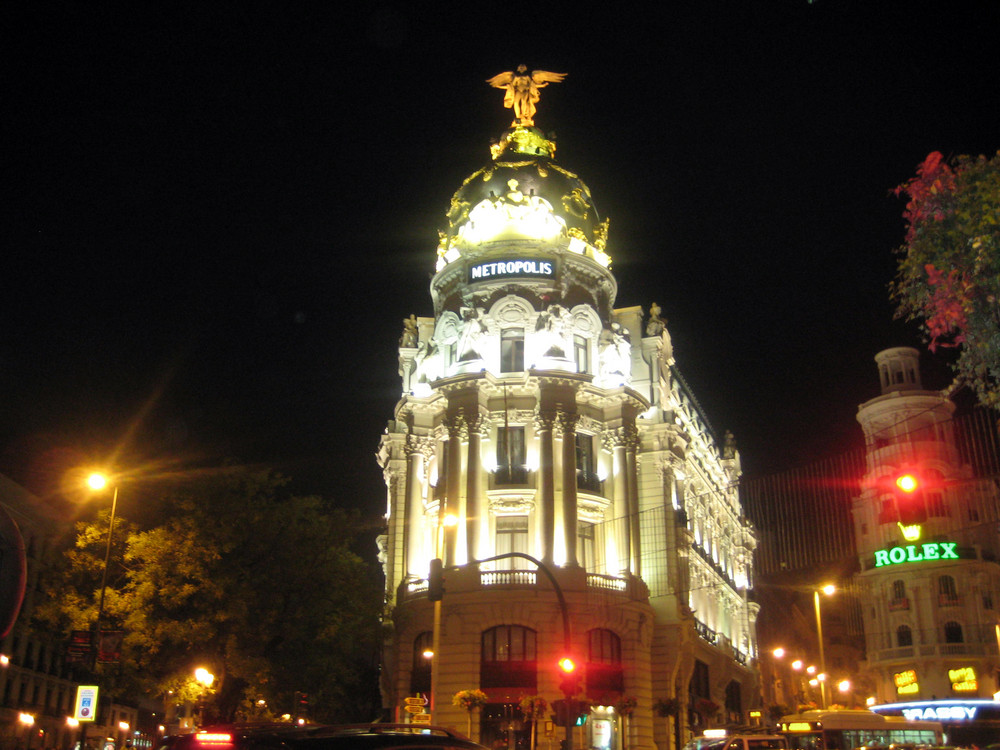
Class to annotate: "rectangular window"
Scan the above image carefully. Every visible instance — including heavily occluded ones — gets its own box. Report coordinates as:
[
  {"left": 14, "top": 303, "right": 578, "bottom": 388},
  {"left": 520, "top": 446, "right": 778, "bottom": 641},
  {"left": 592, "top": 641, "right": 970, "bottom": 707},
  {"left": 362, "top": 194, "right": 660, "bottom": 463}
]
[
  {"left": 574, "top": 335, "right": 589, "bottom": 374},
  {"left": 496, "top": 426, "right": 527, "bottom": 484},
  {"left": 578, "top": 522, "right": 595, "bottom": 572},
  {"left": 576, "top": 433, "right": 601, "bottom": 492},
  {"left": 500, "top": 329, "right": 525, "bottom": 372},
  {"left": 496, "top": 516, "right": 528, "bottom": 570}
]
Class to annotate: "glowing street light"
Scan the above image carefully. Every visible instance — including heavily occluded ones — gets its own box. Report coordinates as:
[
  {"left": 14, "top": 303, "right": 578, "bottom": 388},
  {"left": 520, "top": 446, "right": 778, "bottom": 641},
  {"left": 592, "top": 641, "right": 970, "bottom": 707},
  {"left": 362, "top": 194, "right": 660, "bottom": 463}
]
[
  {"left": 195, "top": 668, "right": 215, "bottom": 687},
  {"left": 86, "top": 472, "right": 121, "bottom": 658},
  {"left": 813, "top": 584, "right": 836, "bottom": 709}
]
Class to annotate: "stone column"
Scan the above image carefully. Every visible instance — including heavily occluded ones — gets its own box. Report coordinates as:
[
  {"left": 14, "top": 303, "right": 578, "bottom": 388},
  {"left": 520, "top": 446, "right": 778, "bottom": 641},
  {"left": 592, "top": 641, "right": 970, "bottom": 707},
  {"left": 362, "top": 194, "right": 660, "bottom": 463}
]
[
  {"left": 557, "top": 409, "right": 579, "bottom": 568},
  {"left": 535, "top": 410, "right": 556, "bottom": 565},
  {"left": 444, "top": 411, "right": 466, "bottom": 566},
  {"left": 605, "top": 428, "right": 631, "bottom": 574},
  {"left": 404, "top": 435, "right": 431, "bottom": 576},
  {"left": 625, "top": 424, "right": 642, "bottom": 577},
  {"left": 465, "top": 413, "right": 485, "bottom": 562}
]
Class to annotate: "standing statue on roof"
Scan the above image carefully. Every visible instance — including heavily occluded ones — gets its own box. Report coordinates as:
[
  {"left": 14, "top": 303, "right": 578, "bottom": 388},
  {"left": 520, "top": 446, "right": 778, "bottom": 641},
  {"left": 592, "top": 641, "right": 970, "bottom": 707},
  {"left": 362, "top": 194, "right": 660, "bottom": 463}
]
[{"left": 486, "top": 65, "right": 566, "bottom": 126}]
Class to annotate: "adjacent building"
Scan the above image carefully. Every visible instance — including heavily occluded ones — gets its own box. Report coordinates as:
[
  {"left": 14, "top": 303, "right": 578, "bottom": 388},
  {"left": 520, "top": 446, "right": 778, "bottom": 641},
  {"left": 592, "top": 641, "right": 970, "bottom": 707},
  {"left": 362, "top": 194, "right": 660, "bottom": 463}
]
[
  {"left": 376, "top": 85, "right": 758, "bottom": 750},
  {"left": 852, "top": 347, "right": 1000, "bottom": 743}
]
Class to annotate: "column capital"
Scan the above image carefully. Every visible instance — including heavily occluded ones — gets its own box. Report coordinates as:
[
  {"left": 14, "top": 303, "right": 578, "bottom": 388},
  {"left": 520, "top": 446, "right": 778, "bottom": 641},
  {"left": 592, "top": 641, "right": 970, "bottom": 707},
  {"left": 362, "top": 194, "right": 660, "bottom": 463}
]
[
  {"left": 445, "top": 409, "right": 469, "bottom": 440},
  {"left": 533, "top": 409, "right": 557, "bottom": 432},
  {"left": 554, "top": 409, "right": 579, "bottom": 439},
  {"left": 405, "top": 434, "right": 435, "bottom": 460}
]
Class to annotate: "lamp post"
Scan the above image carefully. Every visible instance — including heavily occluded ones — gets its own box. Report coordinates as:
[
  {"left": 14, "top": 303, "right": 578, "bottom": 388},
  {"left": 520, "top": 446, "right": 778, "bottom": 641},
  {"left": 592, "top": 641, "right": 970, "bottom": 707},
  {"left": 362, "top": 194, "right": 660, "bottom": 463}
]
[
  {"left": 86, "top": 472, "right": 120, "bottom": 654},
  {"left": 82, "top": 472, "right": 121, "bottom": 750},
  {"left": 194, "top": 668, "right": 215, "bottom": 726},
  {"left": 813, "top": 584, "right": 835, "bottom": 709}
]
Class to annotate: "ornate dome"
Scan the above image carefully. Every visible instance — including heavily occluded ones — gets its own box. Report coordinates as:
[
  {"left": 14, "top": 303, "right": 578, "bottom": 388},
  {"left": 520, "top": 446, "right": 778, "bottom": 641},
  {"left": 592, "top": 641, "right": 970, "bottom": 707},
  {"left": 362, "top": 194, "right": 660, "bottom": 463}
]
[{"left": 436, "top": 126, "right": 610, "bottom": 271}]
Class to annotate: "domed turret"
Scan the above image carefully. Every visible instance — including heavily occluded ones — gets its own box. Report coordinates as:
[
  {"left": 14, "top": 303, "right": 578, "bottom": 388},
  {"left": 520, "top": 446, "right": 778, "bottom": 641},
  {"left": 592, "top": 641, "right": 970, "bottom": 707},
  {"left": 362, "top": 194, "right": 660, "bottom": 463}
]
[{"left": 437, "top": 126, "right": 610, "bottom": 269}]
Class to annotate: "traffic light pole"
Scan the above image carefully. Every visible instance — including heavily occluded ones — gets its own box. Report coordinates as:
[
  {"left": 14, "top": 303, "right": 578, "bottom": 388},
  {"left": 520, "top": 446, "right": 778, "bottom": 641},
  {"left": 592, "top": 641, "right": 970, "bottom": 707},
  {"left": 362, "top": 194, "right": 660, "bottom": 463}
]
[{"left": 476, "top": 554, "right": 576, "bottom": 750}]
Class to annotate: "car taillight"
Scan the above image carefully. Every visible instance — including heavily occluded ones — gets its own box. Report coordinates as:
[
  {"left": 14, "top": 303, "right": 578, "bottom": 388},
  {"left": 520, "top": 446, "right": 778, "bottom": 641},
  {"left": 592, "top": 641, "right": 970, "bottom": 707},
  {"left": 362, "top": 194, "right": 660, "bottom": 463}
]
[{"left": 195, "top": 733, "right": 233, "bottom": 747}]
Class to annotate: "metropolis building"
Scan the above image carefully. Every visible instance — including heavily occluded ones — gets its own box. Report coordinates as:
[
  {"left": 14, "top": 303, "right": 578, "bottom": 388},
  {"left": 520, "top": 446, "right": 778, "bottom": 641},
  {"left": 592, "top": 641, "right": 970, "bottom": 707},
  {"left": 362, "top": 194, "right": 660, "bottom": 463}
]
[
  {"left": 852, "top": 348, "right": 1000, "bottom": 743},
  {"left": 376, "top": 75, "right": 759, "bottom": 750}
]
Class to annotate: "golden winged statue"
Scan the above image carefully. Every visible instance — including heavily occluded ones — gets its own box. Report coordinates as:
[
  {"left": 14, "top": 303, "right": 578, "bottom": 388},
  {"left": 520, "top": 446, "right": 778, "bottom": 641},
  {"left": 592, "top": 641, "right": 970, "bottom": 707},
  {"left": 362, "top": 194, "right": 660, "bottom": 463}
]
[{"left": 486, "top": 65, "right": 566, "bottom": 126}]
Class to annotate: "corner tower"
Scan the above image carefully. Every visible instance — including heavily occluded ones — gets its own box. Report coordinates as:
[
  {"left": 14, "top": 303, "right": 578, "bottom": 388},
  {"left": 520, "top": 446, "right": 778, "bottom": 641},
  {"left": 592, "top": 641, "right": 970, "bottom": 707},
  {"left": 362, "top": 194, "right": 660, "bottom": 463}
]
[
  {"left": 378, "top": 70, "right": 759, "bottom": 750},
  {"left": 853, "top": 347, "right": 1000, "bottom": 739}
]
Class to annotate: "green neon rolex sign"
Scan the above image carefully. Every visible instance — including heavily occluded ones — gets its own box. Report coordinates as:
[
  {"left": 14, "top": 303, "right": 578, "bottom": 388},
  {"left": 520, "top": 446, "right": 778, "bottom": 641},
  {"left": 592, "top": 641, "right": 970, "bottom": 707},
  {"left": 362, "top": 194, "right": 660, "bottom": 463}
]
[{"left": 874, "top": 541, "right": 960, "bottom": 567}]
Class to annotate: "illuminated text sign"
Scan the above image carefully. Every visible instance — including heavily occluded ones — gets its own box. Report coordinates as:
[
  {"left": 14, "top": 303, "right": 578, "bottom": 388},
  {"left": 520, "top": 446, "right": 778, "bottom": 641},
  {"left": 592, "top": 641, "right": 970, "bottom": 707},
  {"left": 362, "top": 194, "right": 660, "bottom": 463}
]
[
  {"left": 894, "top": 670, "right": 919, "bottom": 695},
  {"left": 874, "top": 541, "right": 959, "bottom": 567},
  {"left": 902, "top": 705, "right": 978, "bottom": 721},
  {"left": 949, "top": 667, "right": 977, "bottom": 692},
  {"left": 468, "top": 259, "right": 554, "bottom": 282}
]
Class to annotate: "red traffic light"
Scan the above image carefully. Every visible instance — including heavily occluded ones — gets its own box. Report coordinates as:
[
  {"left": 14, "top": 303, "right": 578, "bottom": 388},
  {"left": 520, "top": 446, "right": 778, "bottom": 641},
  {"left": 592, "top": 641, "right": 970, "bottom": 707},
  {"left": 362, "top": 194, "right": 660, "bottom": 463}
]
[
  {"left": 895, "top": 473, "right": 919, "bottom": 493},
  {"left": 558, "top": 656, "right": 576, "bottom": 673}
]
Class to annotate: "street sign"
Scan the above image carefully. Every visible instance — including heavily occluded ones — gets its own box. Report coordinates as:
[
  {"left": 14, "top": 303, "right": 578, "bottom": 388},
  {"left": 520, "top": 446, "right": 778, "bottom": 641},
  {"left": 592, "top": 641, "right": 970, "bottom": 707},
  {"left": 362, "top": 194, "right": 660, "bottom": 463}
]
[
  {"left": 74, "top": 685, "right": 98, "bottom": 722},
  {"left": 404, "top": 697, "right": 428, "bottom": 706},
  {"left": 404, "top": 705, "right": 426, "bottom": 714},
  {"left": 411, "top": 713, "right": 432, "bottom": 724}
]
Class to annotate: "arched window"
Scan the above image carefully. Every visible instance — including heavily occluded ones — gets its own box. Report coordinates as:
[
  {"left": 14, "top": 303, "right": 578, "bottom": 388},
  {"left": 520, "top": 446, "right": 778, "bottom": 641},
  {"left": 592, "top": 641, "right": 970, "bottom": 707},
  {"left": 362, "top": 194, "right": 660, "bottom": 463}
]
[
  {"left": 944, "top": 621, "right": 964, "bottom": 643},
  {"left": 896, "top": 624, "right": 913, "bottom": 648},
  {"left": 410, "top": 631, "right": 433, "bottom": 694},
  {"left": 481, "top": 625, "right": 537, "bottom": 690},
  {"left": 588, "top": 629, "right": 621, "bottom": 664},
  {"left": 586, "top": 629, "right": 624, "bottom": 700},
  {"left": 939, "top": 575, "right": 959, "bottom": 605}
]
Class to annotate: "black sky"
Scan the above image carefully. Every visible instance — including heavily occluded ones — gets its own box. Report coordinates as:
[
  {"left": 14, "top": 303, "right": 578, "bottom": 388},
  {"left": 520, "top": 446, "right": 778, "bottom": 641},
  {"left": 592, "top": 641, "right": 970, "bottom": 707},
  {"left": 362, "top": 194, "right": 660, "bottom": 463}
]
[{"left": 3, "top": 1, "right": 999, "bottom": 519}]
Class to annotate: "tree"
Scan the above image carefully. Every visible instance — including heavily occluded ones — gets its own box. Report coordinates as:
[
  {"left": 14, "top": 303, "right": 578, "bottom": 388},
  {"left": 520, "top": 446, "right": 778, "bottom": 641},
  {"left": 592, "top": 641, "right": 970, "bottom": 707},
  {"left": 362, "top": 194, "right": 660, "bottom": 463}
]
[
  {"left": 518, "top": 695, "right": 548, "bottom": 750},
  {"left": 34, "top": 469, "right": 384, "bottom": 722},
  {"left": 892, "top": 150, "right": 1000, "bottom": 407},
  {"left": 452, "top": 689, "right": 488, "bottom": 738}
]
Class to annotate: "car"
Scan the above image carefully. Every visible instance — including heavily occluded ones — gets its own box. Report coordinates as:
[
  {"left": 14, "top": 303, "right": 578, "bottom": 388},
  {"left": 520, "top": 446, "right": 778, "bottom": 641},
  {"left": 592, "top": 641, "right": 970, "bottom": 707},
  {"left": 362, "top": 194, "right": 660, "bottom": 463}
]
[{"left": 159, "top": 724, "right": 490, "bottom": 750}]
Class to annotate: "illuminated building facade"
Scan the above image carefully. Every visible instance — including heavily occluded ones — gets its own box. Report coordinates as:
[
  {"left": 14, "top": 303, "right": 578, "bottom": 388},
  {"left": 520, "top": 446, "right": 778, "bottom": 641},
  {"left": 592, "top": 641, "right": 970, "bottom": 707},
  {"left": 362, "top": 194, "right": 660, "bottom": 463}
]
[
  {"left": 377, "top": 88, "right": 758, "bottom": 750},
  {"left": 852, "top": 347, "right": 1000, "bottom": 742}
]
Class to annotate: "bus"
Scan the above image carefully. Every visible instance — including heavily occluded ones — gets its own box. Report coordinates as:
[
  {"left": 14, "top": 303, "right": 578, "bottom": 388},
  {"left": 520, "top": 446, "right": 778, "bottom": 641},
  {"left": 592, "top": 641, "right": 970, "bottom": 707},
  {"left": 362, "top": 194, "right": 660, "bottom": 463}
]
[{"left": 778, "top": 709, "right": 944, "bottom": 749}]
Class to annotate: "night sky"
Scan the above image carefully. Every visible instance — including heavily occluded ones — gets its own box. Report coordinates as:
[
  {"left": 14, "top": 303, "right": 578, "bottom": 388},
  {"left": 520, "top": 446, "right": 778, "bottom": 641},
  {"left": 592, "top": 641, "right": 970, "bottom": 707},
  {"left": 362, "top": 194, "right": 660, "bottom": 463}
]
[{"left": 4, "top": 2, "right": 999, "bottom": 522}]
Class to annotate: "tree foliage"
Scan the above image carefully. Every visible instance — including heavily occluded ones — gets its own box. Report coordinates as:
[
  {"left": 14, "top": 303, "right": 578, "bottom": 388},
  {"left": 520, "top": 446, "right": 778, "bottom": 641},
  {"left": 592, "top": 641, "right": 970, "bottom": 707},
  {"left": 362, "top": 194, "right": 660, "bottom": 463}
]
[
  {"left": 35, "top": 469, "right": 383, "bottom": 722},
  {"left": 892, "top": 150, "right": 1000, "bottom": 407}
]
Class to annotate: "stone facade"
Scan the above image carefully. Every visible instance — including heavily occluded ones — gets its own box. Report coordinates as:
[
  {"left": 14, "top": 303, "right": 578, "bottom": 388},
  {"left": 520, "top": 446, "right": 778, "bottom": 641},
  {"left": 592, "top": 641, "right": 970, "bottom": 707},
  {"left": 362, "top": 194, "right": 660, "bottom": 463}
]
[
  {"left": 377, "top": 121, "right": 758, "bottom": 750},
  {"left": 853, "top": 347, "right": 1000, "bottom": 737}
]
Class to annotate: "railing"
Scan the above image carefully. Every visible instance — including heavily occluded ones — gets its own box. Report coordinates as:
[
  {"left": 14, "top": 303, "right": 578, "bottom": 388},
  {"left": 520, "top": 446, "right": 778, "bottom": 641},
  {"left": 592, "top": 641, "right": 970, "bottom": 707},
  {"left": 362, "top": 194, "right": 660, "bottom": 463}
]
[
  {"left": 694, "top": 618, "right": 718, "bottom": 645},
  {"left": 495, "top": 465, "right": 529, "bottom": 485},
  {"left": 577, "top": 470, "right": 603, "bottom": 494},
  {"left": 481, "top": 569, "right": 537, "bottom": 586},
  {"left": 939, "top": 594, "right": 962, "bottom": 607},
  {"left": 888, "top": 597, "right": 910, "bottom": 611},
  {"left": 587, "top": 573, "right": 627, "bottom": 591}
]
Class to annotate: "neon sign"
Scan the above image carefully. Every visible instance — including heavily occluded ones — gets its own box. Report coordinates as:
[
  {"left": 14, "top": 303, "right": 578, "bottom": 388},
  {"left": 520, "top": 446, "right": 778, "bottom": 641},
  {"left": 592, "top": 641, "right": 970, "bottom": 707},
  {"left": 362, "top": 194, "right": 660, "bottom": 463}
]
[
  {"left": 874, "top": 541, "right": 959, "bottom": 567},
  {"left": 894, "top": 670, "right": 919, "bottom": 695},
  {"left": 902, "top": 705, "right": 978, "bottom": 721},
  {"left": 949, "top": 667, "right": 977, "bottom": 692},
  {"left": 468, "top": 259, "right": 554, "bottom": 282}
]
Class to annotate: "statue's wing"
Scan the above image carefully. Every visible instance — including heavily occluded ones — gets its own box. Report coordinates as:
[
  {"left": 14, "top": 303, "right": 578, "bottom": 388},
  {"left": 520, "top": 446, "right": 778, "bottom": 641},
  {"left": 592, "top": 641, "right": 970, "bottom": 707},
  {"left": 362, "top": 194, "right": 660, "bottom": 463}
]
[
  {"left": 531, "top": 70, "right": 567, "bottom": 84},
  {"left": 486, "top": 71, "right": 515, "bottom": 88}
]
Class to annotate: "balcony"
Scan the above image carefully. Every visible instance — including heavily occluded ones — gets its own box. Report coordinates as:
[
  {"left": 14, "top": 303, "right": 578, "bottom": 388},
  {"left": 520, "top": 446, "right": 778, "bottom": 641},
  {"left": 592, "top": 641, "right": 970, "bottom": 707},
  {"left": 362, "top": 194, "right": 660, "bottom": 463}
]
[
  {"left": 576, "top": 469, "right": 602, "bottom": 494},
  {"left": 888, "top": 597, "right": 910, "bottom": 611},
  {"left": 402, "top": 562, "right": 646, "bottom": 602},
  {"left": 493, "top": 464, "right": 530, "bottom": 486},
  {"left": 939, "top": 594, "right": 962, "bottom": 607}
]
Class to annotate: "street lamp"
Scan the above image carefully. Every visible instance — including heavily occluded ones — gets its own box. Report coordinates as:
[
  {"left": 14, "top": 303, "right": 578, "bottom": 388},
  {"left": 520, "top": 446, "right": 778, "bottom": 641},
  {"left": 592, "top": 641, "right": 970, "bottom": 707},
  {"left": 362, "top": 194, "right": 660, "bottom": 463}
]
[
  {"left": 813, "top": 584, "right": 835, "bottom": 709},
  {"left": 86, "top": 472, "right": 120, "bottom": 659},
  {"left": 19, "top": 713, "right": 35, "bottom": 750}
]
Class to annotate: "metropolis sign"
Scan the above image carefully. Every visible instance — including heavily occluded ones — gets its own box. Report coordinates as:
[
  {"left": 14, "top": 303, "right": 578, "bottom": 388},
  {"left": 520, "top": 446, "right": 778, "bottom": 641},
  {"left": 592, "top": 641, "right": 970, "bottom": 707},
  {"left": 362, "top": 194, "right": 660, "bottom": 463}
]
[
  {"left": 468, "top": 259, "right": 555, "bottom": 282},
  {"left": 873, "top": 541, "right": 959, "bottom": 567}
]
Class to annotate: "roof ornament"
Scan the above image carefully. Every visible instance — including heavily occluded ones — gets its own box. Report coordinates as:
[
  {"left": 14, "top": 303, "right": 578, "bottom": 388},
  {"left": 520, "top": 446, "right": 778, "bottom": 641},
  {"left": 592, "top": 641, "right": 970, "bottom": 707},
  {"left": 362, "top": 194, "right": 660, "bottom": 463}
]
[{"left": 486, "top": 65, "right": 566, "bottom": 127}]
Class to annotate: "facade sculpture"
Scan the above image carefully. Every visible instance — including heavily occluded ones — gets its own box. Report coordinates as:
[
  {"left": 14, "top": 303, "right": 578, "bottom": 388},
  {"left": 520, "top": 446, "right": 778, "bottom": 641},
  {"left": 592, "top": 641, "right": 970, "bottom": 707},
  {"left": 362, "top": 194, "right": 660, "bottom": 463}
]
[{"left": 486, "top": 65, "right": 567, "bottom": 126}]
